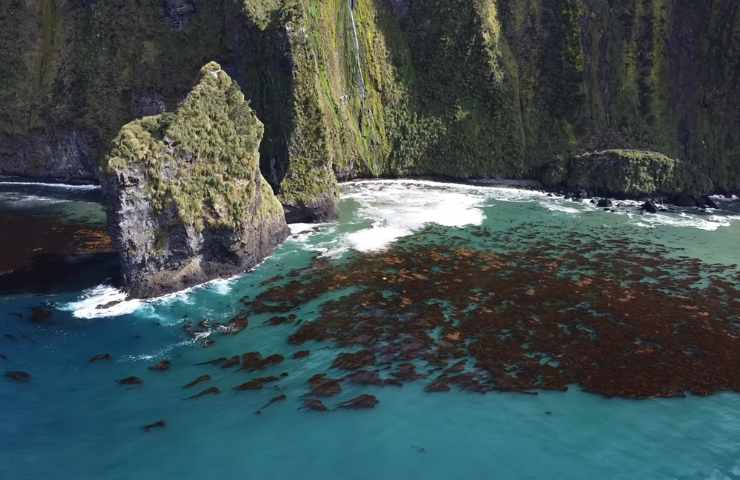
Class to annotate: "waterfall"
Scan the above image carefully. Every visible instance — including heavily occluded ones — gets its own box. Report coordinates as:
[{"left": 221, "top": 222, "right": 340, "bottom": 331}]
[{"left": 348, "top": 0, "right": 366, "bottom": 103}]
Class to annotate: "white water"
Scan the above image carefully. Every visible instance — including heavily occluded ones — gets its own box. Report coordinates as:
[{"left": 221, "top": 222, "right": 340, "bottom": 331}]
[{"left": 0, "top": 181, "right": 100, "bottom": 190}]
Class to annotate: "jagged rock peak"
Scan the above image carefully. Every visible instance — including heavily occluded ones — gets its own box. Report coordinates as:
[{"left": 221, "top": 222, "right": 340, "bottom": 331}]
[{"left": 101, "top": 61, "right": 289, "bottom": 298}]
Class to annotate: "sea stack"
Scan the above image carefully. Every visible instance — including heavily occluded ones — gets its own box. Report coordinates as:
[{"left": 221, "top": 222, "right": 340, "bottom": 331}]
[{"left": 101, "top": 62, "right": 289, "bottom": 298}]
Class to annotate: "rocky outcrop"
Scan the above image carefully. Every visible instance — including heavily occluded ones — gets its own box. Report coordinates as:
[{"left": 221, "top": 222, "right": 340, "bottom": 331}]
[
  {"left": 565, "top": 150, "right": 679, "bottom": 198},
  {"left": 539, "top": 149, "right": 713, "bottom": 199},
  {"left": 101, "top": 62, "right": 289, "bottom": 298}
]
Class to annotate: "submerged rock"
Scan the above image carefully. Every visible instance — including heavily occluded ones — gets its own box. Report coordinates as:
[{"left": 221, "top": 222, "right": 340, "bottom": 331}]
[
  {"left": 102, "top": 62, "right": 289, "bottom": 298},
  {"left": 699, "top": 195, "right": 720, "bottom": 209},
  {"left": 640, "top": 200, "right": 659, "bottom": 214}
]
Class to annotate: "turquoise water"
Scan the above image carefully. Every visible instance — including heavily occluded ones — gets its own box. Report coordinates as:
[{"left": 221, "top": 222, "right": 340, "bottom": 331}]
[{"left": 2, "top": 180, "right": 740, "bottom": 479}]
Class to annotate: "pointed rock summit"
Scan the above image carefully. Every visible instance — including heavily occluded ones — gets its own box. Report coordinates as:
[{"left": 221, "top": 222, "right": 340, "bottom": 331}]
[{"left": 102, "top": 62, "right": 289, "bottom": 298}]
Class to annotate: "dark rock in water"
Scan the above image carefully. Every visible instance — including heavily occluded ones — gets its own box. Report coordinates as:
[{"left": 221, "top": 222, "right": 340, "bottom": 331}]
[
  {"left": 97, "top": 300, "right": 122, "bottom": 310},
  {"left": 283, "top": 194, "right": 338, "bottom": 224},
  {"left": 0, "top": 354, "right": 7, "bottom": 361},
  {"left": 338, "top": 394, "right": 379, "bottom": 410},
  {"left": 148, "top": 360, "right": 171, "bottom": 372},
  {"left": 89, "top": 353, "right": 112, "bottom": 363},
  {"left": 292, "top": 350, "right": 310, "bottom": 359},
  {"left": 256, "top": 394, "right": 287, "bottom": 414},
  {"left": 117, "top": 376, "right": 143, "bottom": 386},
  {"left": 187, "top": 387, "right": 220, "bottom": 400},
  {"left": 302, "top": 399, "right": 328, "bottom": 412},
  {"left": 101, "top": 62, "right": 289, "bottom": 298},
  {"left": 332, "top": 350, "right": 375, "bottom": 371},
  {"left": 182, "top": 374, "right": 211, "bottom": 389},
  {"left": 669, "top": 193, "right": 698, "bottom": 207},
  {"left": 234, "top": 376, "right": 279, "bottom": 391},
  {"left": 570, "top": 189, "right": 589, "bottom": 201},
  {"left": 142, "top": 420, "right": 166, "bottom": 432},
  {"left": 5, "top": 371, "right": 31, "bottom": 383},
  {"left": 640, "top": 200, "right": 659, "bottom": 214},
  {"left": 30, "top": 307, "right": 52, "bottom": 324},
  {"left": 698, "top": 195, "right": 719, "bottom": 209},
  {"left": 596, "top": 198, "right": 613, "bottom": 208}
]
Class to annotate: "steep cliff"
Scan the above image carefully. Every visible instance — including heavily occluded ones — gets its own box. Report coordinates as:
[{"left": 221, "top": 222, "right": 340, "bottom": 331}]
[
  {"left": 1, "top": 0, "right": 739, "bottom": 207},
  {"left": 102, "top": 62, "right": 288, "bottom": 298}
]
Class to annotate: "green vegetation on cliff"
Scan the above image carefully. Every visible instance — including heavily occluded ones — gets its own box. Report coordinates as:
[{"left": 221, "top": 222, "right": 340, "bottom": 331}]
[{"left": 1, "top": 0, "right": 739, "bottom": 207}]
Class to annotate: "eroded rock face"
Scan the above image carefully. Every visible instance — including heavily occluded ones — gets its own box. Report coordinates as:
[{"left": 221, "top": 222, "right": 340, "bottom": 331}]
[
  {"left": 0, "top": 129, "right": 98, "bottom": 181},
  {"left": 102, "top": 62, "right": 289, "bottom": 298}
]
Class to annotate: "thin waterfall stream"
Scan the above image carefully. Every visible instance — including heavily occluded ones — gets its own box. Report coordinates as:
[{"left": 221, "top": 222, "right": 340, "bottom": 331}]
[{"left": 348, "top": 0, "right": 366, "bottom": 104}]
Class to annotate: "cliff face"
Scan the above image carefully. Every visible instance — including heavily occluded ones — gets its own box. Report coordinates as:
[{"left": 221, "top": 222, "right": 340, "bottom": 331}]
[
  {"left": 102, "top": 62, "right": 288, "bottom": 298},
  {"left": 1, "top": 0, "right": 739, "bottom": 204}
]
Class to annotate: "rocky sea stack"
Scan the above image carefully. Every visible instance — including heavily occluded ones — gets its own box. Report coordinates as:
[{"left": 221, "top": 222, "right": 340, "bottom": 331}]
[{"left": 101, "top": 62, "right": 289, "bottom": 298}]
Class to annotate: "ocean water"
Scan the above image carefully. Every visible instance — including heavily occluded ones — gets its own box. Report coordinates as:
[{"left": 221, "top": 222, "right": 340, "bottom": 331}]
[{"left": 1, "top": 179, "right": 740, "bottom": 480}]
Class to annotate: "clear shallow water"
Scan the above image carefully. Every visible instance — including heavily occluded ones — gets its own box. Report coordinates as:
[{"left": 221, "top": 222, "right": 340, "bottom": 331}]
[{"left": 2, "top": 180, "right": 740, "bottom": 480}]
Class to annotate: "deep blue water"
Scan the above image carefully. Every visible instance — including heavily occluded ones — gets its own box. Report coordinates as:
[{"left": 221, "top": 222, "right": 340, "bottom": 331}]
[{"left": 2, "top": 180, "right": 740, "bottom": 479}]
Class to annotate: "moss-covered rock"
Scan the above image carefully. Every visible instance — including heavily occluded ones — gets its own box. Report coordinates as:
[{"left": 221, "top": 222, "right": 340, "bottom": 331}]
[
  {"left": 102, "top": 62, "right": 288, "bottom": 298},
  {"left": 564, "top": 149, "right": 680, "bottom": 197}
]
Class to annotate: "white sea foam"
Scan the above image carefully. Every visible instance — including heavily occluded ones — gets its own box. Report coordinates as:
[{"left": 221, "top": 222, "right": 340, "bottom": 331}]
[
  {"left": 0, "top": 193, "right": 68, "bottom": 206},
  {"left": 60, "top": 285, "right": 143, "bottom": 319},
  {"left": 634, "top": 212, "right": 738, "bottom": 231},
  {"left": 340, "top": 180, "right": 487, "bottom": 252},
  {"left": 0, "top": 181, "right": 100, "bottom": 190},
  {"left": 60, "top": 270, "right": 244, "bottom": 319},
  {"left": 209, "top": 277, "right": 236, "bottom": 296},
  {"left": 123, "top": 339, "right": 193, "bottom": 362},
  {"left": 539, "top": 201, "right": 583, "bottom": 214},
  {"left": 289, "top": 223, "right": 324, "bottom": 235}
]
